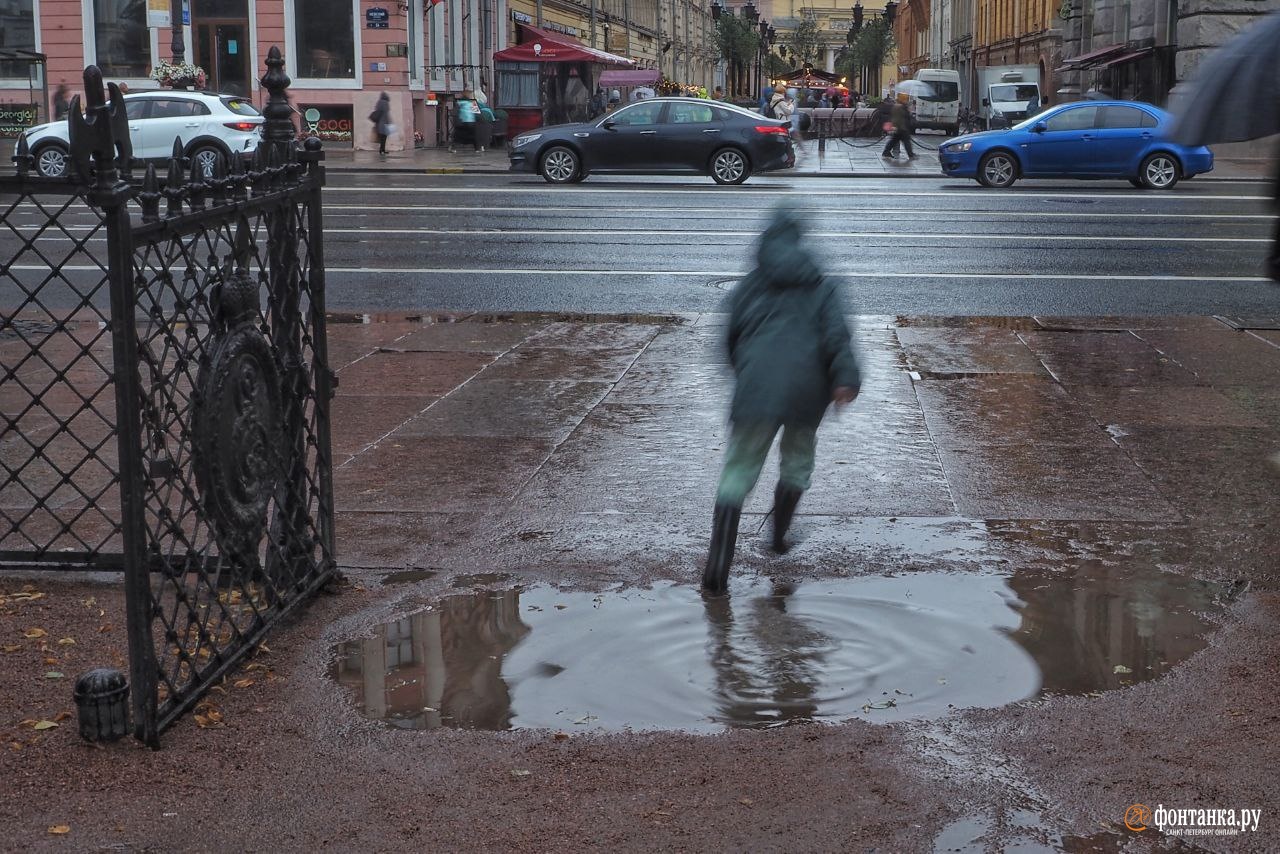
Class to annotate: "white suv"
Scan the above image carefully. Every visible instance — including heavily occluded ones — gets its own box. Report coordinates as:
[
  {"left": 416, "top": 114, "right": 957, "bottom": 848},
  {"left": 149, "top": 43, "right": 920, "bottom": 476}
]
[{"left": 22, "top": 91, "right": 264, "bottom": 179}]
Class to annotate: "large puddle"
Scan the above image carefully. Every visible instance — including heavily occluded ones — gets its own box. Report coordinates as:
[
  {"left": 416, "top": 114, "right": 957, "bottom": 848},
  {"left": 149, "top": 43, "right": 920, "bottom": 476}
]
[{"left": 331, "top": 568, "right": 1233, "bottom": 733}]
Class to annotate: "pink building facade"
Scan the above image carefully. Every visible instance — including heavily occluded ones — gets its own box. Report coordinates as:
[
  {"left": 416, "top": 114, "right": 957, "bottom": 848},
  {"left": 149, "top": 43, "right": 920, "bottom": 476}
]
[{"left": 6, "top": 0, "right": 504, "bottom": 150}]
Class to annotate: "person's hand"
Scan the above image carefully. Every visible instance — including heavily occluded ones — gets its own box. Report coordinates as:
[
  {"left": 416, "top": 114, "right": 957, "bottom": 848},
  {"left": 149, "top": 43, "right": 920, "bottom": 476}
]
[{"left": 832, "top": 386, "right": 857, "bottom": 410}]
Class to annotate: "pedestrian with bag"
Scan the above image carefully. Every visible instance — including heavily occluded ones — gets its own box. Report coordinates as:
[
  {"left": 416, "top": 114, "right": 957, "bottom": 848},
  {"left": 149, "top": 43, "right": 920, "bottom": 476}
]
[
  {"left": 369, "top": 91, "right": 395, "bottom": 156},
  {"left": 703, "top": 202, "right": 861, "bottom": 594},
  {"left": 882, "top": 92, "right": 915, "bottom": 160}
]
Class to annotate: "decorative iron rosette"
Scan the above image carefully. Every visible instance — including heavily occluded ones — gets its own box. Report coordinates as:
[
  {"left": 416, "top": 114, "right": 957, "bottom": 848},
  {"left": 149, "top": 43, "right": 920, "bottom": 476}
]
[{"left": 193, "top": 269, "right": 282, "bottom": 565}]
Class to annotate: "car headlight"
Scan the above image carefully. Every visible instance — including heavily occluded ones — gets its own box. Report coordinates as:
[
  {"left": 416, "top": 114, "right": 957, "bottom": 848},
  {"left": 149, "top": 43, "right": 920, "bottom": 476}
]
[
  {"left": 512, "top": 133, "right": 541, "bottom": 149},
  {"left": 947, "top": 141, "right": 972, "bottom": 152}
]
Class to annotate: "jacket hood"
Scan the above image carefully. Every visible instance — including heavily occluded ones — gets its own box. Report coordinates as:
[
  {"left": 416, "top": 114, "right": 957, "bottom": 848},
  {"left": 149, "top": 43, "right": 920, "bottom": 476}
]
[{"left": 754, "top": 204, "right": 822, "bottom": 290}]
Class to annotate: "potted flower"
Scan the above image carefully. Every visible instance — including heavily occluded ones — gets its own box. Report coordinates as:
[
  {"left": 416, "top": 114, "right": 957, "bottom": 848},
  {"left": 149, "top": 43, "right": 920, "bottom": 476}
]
[{"left": 151, "top": 59, "right": 207, "bottom": 90}]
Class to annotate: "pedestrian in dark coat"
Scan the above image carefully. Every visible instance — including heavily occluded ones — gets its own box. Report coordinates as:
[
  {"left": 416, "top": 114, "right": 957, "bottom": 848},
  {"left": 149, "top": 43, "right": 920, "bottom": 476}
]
[
  {"left": 370, "top": 92, "right": 393, "bottom": 155},
  {"left": 703, "top": 203, "right": 861, "bottom": 593},
  {"left": 52, "top": 84, "right": 70, "bottom": 121},
  {"left": 882, "top": 92, "right": 915, "bottom": 159}
]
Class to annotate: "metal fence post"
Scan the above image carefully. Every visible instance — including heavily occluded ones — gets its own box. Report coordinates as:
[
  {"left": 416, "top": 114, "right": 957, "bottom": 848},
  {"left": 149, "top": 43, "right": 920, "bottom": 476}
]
[{"left": 68, "top": 66, "right": 160, "bottom": 746}]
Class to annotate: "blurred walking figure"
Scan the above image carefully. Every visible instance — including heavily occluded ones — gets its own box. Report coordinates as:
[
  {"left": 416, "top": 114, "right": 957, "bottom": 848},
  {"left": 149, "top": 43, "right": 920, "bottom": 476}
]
[
  {"left": 882, "top": 92, "right": 915, "bottom": 159},
  {"left": 703, "top": 203, "right": 861, "bottom": 594},
  {"left": 369, "top": 92, "right": 394, "bottom": 156},
  {"left": 52, "top": 84, "right": 70, "bottom": 120}
]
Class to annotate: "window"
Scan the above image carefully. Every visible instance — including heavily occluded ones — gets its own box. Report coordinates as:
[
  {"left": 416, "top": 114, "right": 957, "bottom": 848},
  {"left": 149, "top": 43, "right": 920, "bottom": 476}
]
[
  {"left": 667, "top": 102, "right": 714, "bottom": 123},
  {"left": 609, "top": 102, "right": 662, "bottom": 126},
  {"left": 496, "top": 62, "right": 539, "bottom": 108},
  {"left": 1045, "top": 106, "right": 1098, "bottom": 132},
  {"left": 0, "top": 0, "right": 36, "bottom": 78},
  {"left": 1099, "top": 105, "right": 1144, "bottom": 128},
  {"left": 148, "top": 98, "right": 211, "bottom": 118},
  {"left": 1140, "top": 110, "right": 1158, "bottom": 128},
  {"left": 221, "top": 97, "right": 261, "bottom": 116},
  {"left": 989, "top": 83, "right": 1039, "bottom": 102},
  {"left": 92, "top": 0, "right": 151, "bottom": 78},
  {"left": 125, "top": 99, "right": 147, "bottom": 120},
  {"left": 919, "top": 81, "right": 960, "bottom": 102},
  {"left": 294, "top": 0, "right": 355, "bottom": 78}
]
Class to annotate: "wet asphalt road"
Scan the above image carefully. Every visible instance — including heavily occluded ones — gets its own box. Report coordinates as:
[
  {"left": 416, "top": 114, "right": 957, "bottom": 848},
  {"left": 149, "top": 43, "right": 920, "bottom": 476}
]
[
  {"left": 315, "top": 171, "right": 1280, "bottom": 315},
  {"left": 3, "top": 171, "right": 1279, "bottom": 315}
]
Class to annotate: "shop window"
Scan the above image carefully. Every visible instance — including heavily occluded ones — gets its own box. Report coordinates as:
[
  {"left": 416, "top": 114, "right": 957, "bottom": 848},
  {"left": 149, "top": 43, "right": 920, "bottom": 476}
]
[
  {"left": 294, "top": 0, "right": 356, "bottom": 78},
  {"left": 0, "top": 0, "right": 36, "bottom": 78},
  {"left": 90, "top": 0, "right": 151, "bottom": 78},
  {"left": 496, "top": 62, "right": 539, "bottom": 108}
]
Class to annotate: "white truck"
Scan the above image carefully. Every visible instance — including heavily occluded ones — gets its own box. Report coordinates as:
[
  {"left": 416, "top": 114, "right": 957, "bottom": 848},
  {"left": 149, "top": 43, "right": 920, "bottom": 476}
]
[
  {"left": 909, "top": 68, "right": 961, "bottom": 135},
  {"left": 976, "top": 65, "right": 1041, "bottom": 130}
]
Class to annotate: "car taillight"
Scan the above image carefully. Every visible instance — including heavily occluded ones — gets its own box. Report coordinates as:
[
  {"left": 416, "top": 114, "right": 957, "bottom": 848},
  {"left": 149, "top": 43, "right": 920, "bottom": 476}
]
[
  {"left": 223, "top": 121, "right": 258, "bottom": 132},
  {"left": 754, "top": 125, "right": 789, "bottom": 135}
]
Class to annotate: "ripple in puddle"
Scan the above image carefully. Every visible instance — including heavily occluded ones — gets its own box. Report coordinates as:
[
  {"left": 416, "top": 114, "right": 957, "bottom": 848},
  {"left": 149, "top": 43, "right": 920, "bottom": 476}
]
[{"left": 331, "top": 568, "right": 1232, "bottom": 732}]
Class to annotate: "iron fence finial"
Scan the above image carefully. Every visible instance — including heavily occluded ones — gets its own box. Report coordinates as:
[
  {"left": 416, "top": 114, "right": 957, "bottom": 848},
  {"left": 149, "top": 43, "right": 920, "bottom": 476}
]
[{"left": 261, "top": 46, "right": 295, "bottom": 151}]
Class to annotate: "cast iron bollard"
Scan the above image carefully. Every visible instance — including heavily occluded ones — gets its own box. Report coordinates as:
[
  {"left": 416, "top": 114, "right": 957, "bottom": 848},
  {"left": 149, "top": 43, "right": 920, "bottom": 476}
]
[{"left": 73, "top": 668, "right": 130, "bottom": 742}]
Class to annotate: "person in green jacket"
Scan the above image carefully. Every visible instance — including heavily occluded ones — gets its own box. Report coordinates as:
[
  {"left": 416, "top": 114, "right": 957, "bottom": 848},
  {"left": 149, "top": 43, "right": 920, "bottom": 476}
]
[{"left": 703, "top": 202, "right": 861, "bottom": 594}]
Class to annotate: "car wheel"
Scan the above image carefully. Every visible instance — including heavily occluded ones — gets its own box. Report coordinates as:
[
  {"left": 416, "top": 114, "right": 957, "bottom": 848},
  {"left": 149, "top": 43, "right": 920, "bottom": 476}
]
[
  {"left": 34, "top": 143, "right": 70, "bottom": 178},
  {"left": 710, "top": 148, "right": 749, "bottom": 185},
  {"left": 977, "top": 151, "right": 1018, "bottom": 188},
  {"left": 1139, "top": 153, "right": 1179, "bottom": 190},
  {"left": 540, "top": 146, "right": 579, "bottom": 184},
  {"left": 190, "top": 145, "right": 225, "bottom": 179},
  {"left": 569, "top": 171, "right": 589, "bottom": 183}
]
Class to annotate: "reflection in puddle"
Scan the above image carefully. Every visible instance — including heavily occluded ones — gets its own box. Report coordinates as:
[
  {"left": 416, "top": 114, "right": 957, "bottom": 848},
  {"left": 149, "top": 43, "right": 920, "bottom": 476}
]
[{"left": 331, "top": 568, "right": 1231, "bottom": 732}]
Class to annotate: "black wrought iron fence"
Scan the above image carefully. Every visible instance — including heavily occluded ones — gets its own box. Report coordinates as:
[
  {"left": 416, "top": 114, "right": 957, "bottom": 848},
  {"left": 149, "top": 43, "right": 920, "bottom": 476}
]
[{"left": 0, "top": 47, "right": 337, "bottom": 746}]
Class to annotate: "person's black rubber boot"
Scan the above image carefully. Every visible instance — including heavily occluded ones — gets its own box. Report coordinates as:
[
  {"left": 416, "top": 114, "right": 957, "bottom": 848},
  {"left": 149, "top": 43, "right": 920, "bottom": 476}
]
[
  {"left": 702, "top": 503, "right": 740, "bottom": 594},
  {"left": 771, "top": 484, "right": 803, "bottom": 554}
]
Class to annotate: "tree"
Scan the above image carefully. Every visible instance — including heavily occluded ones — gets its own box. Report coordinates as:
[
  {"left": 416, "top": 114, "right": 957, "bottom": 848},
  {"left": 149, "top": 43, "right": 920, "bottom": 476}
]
[
  {"left": 716, "top": 14, "right": 761, "bottom": 99},
  {"left": 787, "top": 16, "right": 823, "bottom": 67},
  {"left": 837, "top": 17, "right": 895, "bottom": 96},
  {"left": 765, "top": 53, "right": 791, "bottom": 79}
]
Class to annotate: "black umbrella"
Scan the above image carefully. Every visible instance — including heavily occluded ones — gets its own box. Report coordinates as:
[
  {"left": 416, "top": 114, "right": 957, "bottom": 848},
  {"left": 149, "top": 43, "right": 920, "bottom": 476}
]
[
  {"left": 1168, "top": 11, "right": 1280, "bottom": 146},
  {"left": 1168, "top": 12, "right": 1280, "bottom": 282}
]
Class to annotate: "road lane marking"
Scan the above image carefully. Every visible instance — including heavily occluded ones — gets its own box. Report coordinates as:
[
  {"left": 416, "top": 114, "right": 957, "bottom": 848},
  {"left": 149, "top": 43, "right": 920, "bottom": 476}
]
[
  {"left": 5, "top": 265, "right": 1269, "bottom": 281},
  {"left": 320, "top": 186, "right": 1272, "bottom": 201},
  {"left": 321, "top": 205, "right": 1277, "bottom": 220}
]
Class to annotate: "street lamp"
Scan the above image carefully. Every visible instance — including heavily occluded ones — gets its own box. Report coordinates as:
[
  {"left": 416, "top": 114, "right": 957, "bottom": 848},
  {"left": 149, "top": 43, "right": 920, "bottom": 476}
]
[
  {"left": 742, "top": 1, "right": 758, "bottom": 23},
  {"left": 755, "top": 19, "right": 769, "bottom": 101},
  {"left": 884, "top": 0, "right": 898, "bottom": 25},
  {"left": 710, "top": 0, "right": 721, "bottom": 21}
]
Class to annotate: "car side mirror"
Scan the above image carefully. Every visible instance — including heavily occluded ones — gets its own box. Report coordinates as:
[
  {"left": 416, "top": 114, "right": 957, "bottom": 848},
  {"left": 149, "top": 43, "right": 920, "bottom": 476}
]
[
  {"left": 1032, "top": 122, "right": 1047, "bottom": 134},
  {"left": 982, "top": 98, "right": 990, "bottom": 107},
  {"left": 602, "top": 120, "right": 616, "bottom": 130}
]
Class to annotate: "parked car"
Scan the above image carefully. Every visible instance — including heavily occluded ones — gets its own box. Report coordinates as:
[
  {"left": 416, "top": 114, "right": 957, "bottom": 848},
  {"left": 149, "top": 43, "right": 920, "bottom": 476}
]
[
  {"left": 21, "top": 92, "right": 264, "bottom": 179},
  {"left": 509, "top": 98, "right": 794, "bottom": 185},
  {"left": 938, "top": 100, "right": 1214, "bottom": 190}
]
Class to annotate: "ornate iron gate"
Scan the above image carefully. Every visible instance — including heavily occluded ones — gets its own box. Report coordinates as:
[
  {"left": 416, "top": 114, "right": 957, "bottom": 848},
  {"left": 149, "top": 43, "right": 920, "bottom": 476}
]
[{"left": 0, "top": 49, "right": 337, "bottom": 745}]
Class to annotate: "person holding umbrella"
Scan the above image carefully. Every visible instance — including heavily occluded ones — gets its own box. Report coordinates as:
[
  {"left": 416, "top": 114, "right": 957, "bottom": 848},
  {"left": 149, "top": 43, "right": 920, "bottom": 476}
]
[{"left": 1169, "top": 11, "right": 1280, "bottom": 281}]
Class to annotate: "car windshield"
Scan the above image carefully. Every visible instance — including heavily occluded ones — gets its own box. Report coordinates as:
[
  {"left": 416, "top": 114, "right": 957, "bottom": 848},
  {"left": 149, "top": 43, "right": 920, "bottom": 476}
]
[
  {"left": 990, "top": 84, "right": 1039, "bottom": 102},
  {"left": 222, "top": 97, "right": 261, "bottom": 117},
  {"left": 918, "top": 81, "right": 959, "bottom": 102}
]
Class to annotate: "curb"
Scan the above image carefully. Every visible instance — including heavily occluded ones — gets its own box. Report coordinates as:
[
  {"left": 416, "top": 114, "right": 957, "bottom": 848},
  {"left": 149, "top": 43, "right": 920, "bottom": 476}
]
[{"left": 323, "top": 165, "right": 1270, "bottom": 182}]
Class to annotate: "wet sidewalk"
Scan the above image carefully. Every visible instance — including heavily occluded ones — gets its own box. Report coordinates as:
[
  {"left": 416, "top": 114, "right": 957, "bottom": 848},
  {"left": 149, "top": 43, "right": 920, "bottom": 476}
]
[
  {"left": 3, "top": 311, "right": 1280, "bottom": 851},
  {"left": 325, "top": 311, "right": 1280, "bottom": 580}
]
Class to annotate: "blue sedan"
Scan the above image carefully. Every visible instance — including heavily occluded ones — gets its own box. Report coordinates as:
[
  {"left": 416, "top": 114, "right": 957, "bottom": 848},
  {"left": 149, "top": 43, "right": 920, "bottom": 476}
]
[{"left": 939, "top": 101, "right": 1214, "bottom": 190}]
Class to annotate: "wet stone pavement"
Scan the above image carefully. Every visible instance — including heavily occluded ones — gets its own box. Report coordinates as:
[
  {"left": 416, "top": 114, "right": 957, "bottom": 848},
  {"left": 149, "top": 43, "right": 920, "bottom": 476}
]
[{"left": 3, "top": 311, "right": 1280, "bottom": 852}]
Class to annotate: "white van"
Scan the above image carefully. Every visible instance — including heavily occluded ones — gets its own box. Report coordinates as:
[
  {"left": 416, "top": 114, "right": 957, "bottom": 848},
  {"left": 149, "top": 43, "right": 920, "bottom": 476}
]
[{"left": 909, "top": 68, "right": 961, "bottom": 135}]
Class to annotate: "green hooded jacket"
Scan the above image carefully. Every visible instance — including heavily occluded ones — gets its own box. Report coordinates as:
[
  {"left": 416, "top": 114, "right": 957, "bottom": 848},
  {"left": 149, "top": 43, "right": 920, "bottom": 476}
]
[{"left": 724, "top": 206, "right": 861, "bottom": 427}]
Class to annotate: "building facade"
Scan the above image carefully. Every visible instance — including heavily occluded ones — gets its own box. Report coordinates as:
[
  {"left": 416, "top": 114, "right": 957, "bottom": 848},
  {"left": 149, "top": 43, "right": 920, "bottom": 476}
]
[
  {"left": 5, "top": 0, "right": 719, "bottom": 151},
  {"left": 892, "top": 0, "right": 929, "bottom": 77}
]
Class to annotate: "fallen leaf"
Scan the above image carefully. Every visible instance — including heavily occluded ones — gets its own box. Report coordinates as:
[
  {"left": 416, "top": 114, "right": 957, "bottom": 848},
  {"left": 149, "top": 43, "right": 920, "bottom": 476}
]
[
  {"left": 53, "top": 711, "right": 73, "bottom": 722},
  {"left": 193, "top": 714, "right": 212, "bottom": 728},
  {"left": 47, "top": 825, "right": 70, "bottom": 835},
  {"left": 22, "top": 628, "right": 47, "bottom": 638},
  {"left": 43, "top": 657, "right": 59, "bottom": 665},
  {"left": 99, "top": 624, "right": 112, "bottom": 633},
  {"left": 553, "top": 732, "right": 569, "bottom": 741},
  {"left": 233, "top": 679, "right": 254, "bottom": 689},
  {"left": 45, "top": 671, "right": 65, "bottom": 679},
  {"left": 1, "top": 644, "right": 19, "bottom": 653},
  {"left": 32, "top": 720, "right": 59, "bottom": 731},
  {"left": 510, "top": 769, "right": 532, "bottom": 778},
  {"left": 1113, "top": 665, "right": 1132, "bottom": 674},
  {"left": 738, "top": 798, "right": 754, "bottom": 806},
  {"left": 57, "top": 637, "right": 75, "bottom": 646}
]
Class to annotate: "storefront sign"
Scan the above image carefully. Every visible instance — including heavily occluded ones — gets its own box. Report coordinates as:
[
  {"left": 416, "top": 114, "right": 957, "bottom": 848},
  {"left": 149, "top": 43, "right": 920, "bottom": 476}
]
[
  {"left": 511, "top": 10, "right": 533, "bottom": 24},
  {"left": 365, "top": 7, "right": 389, "bottom": 28},
  {"left": 301, "top": 104, "right": 354, "bottom": 145},
  {"left": 0, "top": 104, "right": 39, "bottom": 138},
  {"left": 147, "top": 0, "right": 170, "bottom": 28}
]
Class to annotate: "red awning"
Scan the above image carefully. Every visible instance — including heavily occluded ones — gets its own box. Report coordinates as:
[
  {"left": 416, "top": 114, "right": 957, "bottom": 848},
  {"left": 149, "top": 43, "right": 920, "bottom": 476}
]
[
  {"left": 1100, "top": 47, "right": 1154, "bottom": 69},
  {"left": 1055, "top": 43, "right": 1128, "bottom": 72},
  {"left": 494, "top": 24, "right": 635, "bottom": 66}
]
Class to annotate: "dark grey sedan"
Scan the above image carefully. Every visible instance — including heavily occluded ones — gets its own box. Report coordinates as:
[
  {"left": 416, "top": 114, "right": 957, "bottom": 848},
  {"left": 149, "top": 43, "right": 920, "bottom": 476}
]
[{"left": 509, "top": 98, "right": 795, "bottom": 185}]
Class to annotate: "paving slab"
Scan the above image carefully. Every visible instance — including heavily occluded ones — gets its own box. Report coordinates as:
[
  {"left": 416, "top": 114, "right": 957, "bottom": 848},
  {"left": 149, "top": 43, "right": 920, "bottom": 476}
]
[
  {"left": 1020, "top": 330, "right": 1202, "bottom": 387},
  {"left": 395, "top": 378, "right": 611, "bottom": 441},
  {"left": 896, "top": 328, "right": 1047, "bottom": 376}
]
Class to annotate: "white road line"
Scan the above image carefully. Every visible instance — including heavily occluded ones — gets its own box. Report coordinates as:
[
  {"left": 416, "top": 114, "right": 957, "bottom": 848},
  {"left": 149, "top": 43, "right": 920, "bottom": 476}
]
[
  {"left": 321, "top": 205, "right": 1277, "bottom": 220},
  {"left": 321, "top": 186, "right": 1271, "bottom": 201},
  {"left": 5, "top": 265, "right": 1268, "bottom": 281}
]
